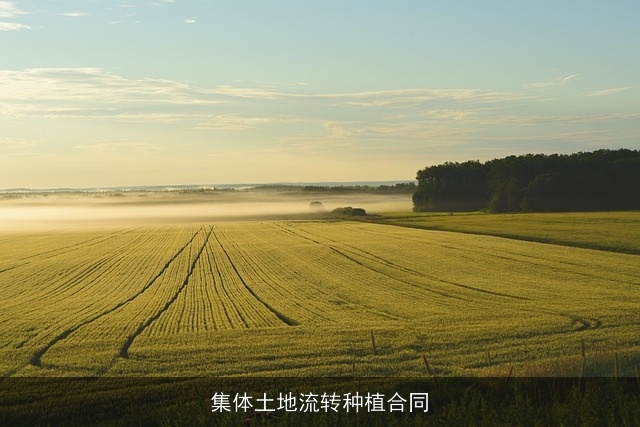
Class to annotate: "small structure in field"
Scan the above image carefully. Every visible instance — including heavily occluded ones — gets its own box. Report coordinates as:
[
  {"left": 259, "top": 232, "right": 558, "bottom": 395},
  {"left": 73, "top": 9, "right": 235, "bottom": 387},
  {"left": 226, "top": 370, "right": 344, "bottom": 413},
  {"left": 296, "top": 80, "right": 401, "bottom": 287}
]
[{"left": 309, "top": 201, "right": 324, "bottom": 212}]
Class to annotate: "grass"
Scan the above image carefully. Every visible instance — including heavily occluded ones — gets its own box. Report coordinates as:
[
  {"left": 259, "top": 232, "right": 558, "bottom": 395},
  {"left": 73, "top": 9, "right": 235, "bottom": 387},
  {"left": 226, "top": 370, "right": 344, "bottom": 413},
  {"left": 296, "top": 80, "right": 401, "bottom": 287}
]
[
  {"left": 2, "top": 377, "right": 639, "bottom": 426},
  {"left": 363, "top": 211, "right": 640, "bottom": 255},
  {"left": 1, "top": 220, "right": 639, "bottom": 377},
  {"left": 1, "top": 213, "right": 639, "bottom": 424}
]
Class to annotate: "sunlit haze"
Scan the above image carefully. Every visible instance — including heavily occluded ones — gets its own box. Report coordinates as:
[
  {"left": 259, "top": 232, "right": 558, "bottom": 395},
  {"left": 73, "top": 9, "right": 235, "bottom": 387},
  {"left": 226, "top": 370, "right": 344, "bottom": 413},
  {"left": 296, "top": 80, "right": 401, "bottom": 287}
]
[{"left": 1, "top": 1, "right": 639, "bottom": 189}]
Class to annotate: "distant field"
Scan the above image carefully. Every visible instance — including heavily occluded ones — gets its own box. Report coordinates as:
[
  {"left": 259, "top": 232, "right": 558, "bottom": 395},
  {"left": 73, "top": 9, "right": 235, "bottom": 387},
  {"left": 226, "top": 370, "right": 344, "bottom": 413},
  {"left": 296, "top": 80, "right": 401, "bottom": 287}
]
[
  {"left": 1, "top": 220, "right": 639, "bottom": 378},
  {"left": 369, "top": 211, "right": 640, "bottom": 255}
]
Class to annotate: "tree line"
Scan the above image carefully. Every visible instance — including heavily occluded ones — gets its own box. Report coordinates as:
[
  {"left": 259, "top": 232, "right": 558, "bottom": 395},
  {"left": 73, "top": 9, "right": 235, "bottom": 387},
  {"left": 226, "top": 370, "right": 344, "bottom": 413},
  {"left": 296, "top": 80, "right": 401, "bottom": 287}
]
[
  {"left": 412, "top": 149, "right": 640, "bottom": 212},
  {"left": 254, "top": 183, "right": 416, "bottom": 194}
]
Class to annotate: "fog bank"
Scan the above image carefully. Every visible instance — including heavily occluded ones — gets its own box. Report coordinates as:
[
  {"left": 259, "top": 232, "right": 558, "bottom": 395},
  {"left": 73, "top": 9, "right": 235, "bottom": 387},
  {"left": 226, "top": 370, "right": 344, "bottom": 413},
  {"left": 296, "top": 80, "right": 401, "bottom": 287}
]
[{"left": 0, "top": 192, "right": 411, "bottom": 229}]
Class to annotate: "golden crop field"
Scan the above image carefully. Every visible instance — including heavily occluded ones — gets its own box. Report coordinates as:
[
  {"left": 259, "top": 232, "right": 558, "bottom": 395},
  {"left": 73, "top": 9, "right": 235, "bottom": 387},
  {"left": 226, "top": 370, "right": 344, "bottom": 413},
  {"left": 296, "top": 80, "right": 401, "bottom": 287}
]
[{"left": 1, "top": 220, "right": 639, "bottom": 377}]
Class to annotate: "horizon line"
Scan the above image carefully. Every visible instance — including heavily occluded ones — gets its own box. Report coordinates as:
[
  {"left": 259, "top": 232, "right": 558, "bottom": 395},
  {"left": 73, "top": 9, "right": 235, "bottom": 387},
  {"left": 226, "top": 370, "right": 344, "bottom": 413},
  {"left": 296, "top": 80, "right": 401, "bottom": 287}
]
[{"left": 0, "top": 179, "right": 417, "bottom": 193}]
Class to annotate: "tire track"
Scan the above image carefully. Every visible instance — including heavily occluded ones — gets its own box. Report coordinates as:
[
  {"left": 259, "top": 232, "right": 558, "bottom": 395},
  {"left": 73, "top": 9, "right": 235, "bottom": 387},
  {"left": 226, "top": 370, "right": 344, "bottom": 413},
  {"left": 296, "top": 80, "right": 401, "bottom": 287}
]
[
  {"left": 347, "top": 222, "right": 639, "bottom": 286},
  {"left": 0, "top": 228, "right": 138, "bottom": 275},
  {"left": 206, "top": 243, "right": 251, "bottom": 329},
  {"left": 210, "top": 228, "right": 298, "bottom": 327},
  {"left": 275, "top": 223, "right": 506, "bottom": 303},
  {"left": 285, "top": 223, "right": 531, "bottom": 301},
  {"left": 29, "top": 227, "right": 204, "bottom": 368},
  {"left": 267, "top": 223, "right": 469, "bottom": 319},
  {"left": 202, "top": 245, "right": 235, "bottom": 329},
  {"left": 118, "top": 226, "right": 213, "bottom": 358},
  {"left": 23, "top": 231, "right": 152, "bottom": 304},
  {"left": 1, "top": 230, "right": 145, "bottom": 301},
  {"left": 222, "top": 224, "right": 335, "bottom": 322}
]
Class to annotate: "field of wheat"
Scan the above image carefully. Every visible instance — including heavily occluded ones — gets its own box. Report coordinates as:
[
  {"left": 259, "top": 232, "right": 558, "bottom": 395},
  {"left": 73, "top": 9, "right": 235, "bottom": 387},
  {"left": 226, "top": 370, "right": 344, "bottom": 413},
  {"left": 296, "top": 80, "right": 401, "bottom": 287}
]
[{"left": 1, "top": 220, "right": 639, "bottom": 377}]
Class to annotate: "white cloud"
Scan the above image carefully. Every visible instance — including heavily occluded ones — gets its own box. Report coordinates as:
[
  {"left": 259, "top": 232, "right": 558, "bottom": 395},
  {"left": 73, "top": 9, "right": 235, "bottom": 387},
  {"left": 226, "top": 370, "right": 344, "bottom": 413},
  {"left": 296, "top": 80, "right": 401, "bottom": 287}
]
[
  {"left": 0, "top": 68, "right": 223, "bottom": 118},
  {"left": 281, "top": 118, "right": 478, "bottom": 150},
  {"left": 584, "top": 87, "right": 631, "bottom": 97},
  {"left": 62, "top": 12, "right": 87, "bottom": 17},
  {"left": 193, "top": 115, "right": 274, "bottom": 131},
  {"left": 212, "top": 85, "right": 285, "bottom": 99},
  {"left": 0, "top": 21, "right": 29, "bottom": 30},
  {"left": 0, "top": 1, "right": 28, "bottom": 31},
  {"left": 319, "top": 88, "right": 526, "bottom": 107},
  {"left": 194, "top": 114, "right": 304, "bottom": 131},
  {"left": 5, "top": 66, "right": 633, "bottom": 155},
  {"left": 183, "top": 18, "right": 195, "bottom": 24},
  {"left": 0, "top": 1, "right": 27, "bottom": 18},
  {"left": 524, "top": 75, "right": 578, "bottom": 89},
  {"left": 427, "top": 109, "right": 476, "bottom": 121}
]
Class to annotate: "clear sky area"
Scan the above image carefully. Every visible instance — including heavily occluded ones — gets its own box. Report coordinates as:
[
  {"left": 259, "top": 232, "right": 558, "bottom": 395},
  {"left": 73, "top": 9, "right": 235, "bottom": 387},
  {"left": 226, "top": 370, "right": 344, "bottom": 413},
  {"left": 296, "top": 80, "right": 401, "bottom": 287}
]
[{"left": 1, "top": 1, "right": 639, "bottom": 188}]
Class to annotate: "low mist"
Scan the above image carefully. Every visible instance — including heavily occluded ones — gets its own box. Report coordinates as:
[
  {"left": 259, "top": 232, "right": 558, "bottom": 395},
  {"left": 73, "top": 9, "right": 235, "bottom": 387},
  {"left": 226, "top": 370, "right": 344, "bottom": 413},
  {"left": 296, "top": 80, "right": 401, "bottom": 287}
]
[{"left": 0, "top": 191, "right": 412, "bottom": 229}]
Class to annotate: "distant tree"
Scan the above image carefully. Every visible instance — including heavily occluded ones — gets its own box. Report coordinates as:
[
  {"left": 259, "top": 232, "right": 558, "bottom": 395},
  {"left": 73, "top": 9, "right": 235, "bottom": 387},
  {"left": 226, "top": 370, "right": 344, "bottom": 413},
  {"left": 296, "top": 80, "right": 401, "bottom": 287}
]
[
  {"left": 376, "top": 182, "right": 417, "bottom": 193},
  {"left": 332, "top": 206, "right": 367, "bottom": 216},
  {"left": 413, "top": 149, "right": 640, "bottom": 212},
  {"left": 413, "top": 160, "right": 489, "bottom": 211}
]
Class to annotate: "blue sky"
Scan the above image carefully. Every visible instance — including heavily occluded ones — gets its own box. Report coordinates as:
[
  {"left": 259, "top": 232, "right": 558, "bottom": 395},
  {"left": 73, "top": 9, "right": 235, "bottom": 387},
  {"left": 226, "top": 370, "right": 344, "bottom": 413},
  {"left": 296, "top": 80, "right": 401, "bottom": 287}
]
[{"left": 1, "top": 1, "right": 639, "bottom": 188}]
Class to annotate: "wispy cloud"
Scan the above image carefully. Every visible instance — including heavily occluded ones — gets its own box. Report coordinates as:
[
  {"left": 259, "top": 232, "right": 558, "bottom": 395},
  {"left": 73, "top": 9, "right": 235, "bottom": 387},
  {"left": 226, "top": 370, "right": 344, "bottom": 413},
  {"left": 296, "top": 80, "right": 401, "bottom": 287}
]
[
  {"left": 194, "top": 114, "right": 285, "bottom": 131},
  {"left": 212, "top": 85, "right": 284, "bottom": 99},
  {"left": 0, "top": 1, "right": 28, "bottom": 30},
  {"left": 0, "top": 1, "right": 27, "bottom": 18},
  {"left": 0, "top": 21, "right": 28, "bottom": 30},
  {"left": 426, "top": 109, "right": 476, "bottom": 121},
  {"left": 281, "top": 119, "right": 478, "bottom": 152},
  {"left": 0, "top": 68, "right": 222, "bottom": 118},
  {"left": 476, "top": 112, "right": 640, "bottom": 126},
  {"left": 318, "top": 88, "right": 525, "bottom": 107},
  {"left": 62, "top": 12, "right": 87, "bottom": 17},
  {"left": 183, "top": 18, "right": 196, "bottom": 24},
  {"left": 3, "top": 67, "right": 636, "bottom": 157},
  {"left": 75, "top": 141, "right": 161, "bottom": 153},
  {"left": 474, "top": 128, "right": 640, "bottom": 146},
  {"left": 524, "top": 75, "right": 577, "bottom": 89},
  {"left": 584, "top": 87, "right": 631, "bottom": 97}
]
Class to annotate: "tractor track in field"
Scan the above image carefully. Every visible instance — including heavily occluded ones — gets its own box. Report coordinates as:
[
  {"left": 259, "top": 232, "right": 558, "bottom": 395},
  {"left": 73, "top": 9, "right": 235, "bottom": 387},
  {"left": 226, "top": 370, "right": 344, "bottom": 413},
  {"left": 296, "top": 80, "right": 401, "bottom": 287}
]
[
  {"left": 434, "top": 239, "right": 640, "bottom": 287},
  {"left": 210, "top": 228, "right": 298, "bottom": 327},
  {"left": 223, "top": 224, "right": 337, "bottom": 322},
  {"left": 0, "top": 228, "right": 139, "bottom": 275},
  {"left": 268, "top": 224, "right": 419, "bottom": 319},
  {"left": 202, "top": 245, "right": 239, "bottom": 329},
  {"left": 273, "top": 223, "right": 472, "bottom": 304},
  {"left": 28, "top": 227, "right": 205, "bottom": 368},
  {"left": 336, "top": 239, "right": 531, "bottom": 301},
  {"left": 29, "top": 231, "right": 153, "bottom": 303},
  {"left": 118, "top": 226, "right": 213, "bottom": 358},
  {"left": 351, "top": 223, "right": 640, "bottom": 286},
  {"left": 277, "top": 223, "right": 529, "bottom": 302}
]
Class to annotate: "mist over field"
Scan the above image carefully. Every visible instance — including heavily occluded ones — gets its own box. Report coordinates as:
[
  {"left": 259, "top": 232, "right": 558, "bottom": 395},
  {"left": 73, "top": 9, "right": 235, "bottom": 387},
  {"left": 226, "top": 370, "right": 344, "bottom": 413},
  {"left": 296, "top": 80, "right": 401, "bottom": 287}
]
[{"left": 0, "top": 190, "right": 411, "bottom": 229}]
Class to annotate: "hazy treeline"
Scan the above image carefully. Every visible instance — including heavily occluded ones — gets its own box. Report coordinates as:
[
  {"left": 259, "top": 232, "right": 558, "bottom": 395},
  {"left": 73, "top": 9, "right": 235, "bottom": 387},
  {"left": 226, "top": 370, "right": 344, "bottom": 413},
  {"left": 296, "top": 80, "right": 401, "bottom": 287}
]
[
  {"left": 413, "top": 149, "right": 640, "bottom": 212},
  {"left": 255, "top": 183, "right": 417, "bottom": 194}
]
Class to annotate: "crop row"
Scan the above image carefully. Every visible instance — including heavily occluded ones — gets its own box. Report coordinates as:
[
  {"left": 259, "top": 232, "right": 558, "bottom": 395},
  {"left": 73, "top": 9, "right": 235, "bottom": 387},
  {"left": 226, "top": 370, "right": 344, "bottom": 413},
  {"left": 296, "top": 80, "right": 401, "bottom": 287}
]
[
  {"left": 0, "top": 226, "right": 203, "bottom": 375},
  {"left": 144, "top": 227, "right": 286, "bottom": 335},
  {"left": 39, "top": 226, "right": 210, "bottom": 371},
  {"left": 1, "top": 220, "right": 639, "bottom": 376}
]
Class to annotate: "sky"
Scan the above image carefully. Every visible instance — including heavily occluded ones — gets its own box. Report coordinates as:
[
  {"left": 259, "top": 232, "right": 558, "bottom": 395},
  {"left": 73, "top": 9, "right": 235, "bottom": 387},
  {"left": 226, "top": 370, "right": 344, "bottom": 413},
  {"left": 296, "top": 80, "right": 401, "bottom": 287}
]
[{"left": 1, "top": 1, "right": 639, "bottom": 189}]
